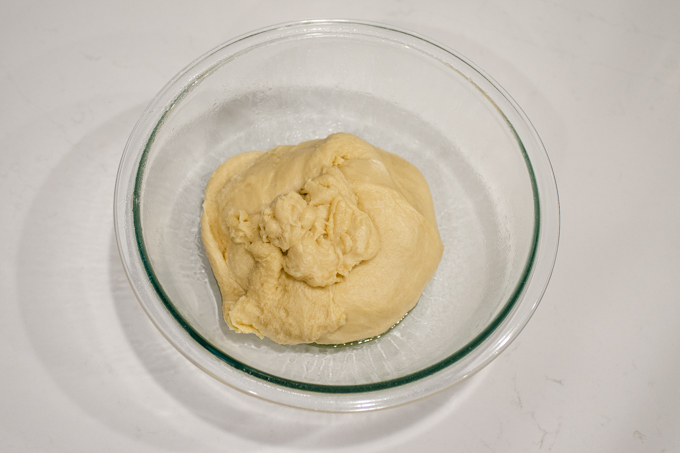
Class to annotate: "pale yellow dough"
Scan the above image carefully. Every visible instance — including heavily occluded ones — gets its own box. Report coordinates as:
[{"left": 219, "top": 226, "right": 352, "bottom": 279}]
[{"left": 201, "top": 133, "right": 443, "bottom": 345}]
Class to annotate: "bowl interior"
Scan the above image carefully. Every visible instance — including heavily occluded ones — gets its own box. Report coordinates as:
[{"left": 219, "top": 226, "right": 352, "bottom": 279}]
[{"left": 135, "top": 24, "right": 536, "bottom": 388}]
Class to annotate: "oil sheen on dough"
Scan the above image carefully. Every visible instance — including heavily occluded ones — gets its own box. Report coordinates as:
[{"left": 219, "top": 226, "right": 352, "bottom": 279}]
[{"left": 201, "top": 133, "right": 443, "bottom": 345}]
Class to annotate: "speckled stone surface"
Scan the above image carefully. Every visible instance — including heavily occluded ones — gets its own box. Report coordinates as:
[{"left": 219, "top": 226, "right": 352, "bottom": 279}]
[{"left": 2, "top": 1, "right": 679, "bottom": 451}]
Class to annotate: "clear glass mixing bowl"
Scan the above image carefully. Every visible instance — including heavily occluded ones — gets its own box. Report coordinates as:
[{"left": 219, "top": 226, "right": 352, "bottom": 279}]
[{"left": 114, "top": 20, "right": 559, "bottom": 411}]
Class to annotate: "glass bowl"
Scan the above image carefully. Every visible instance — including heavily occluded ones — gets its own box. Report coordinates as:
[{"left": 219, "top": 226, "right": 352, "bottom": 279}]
[{"left": 114, "top": 20, "right": 559, "bottom": 411}]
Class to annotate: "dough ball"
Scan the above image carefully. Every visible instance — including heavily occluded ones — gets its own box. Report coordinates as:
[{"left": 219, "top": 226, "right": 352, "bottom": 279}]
[{"left": 201, "top": 133, "right": 443, "bottom": 345}]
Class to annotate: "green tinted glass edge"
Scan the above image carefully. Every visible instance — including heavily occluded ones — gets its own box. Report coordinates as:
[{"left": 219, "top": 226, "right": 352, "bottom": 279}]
[{"left": 132, "top": 23, "right": 541, "bottom": 395}]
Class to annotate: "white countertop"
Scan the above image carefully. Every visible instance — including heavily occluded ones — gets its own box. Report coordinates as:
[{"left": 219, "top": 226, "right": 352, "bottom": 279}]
[{"left": 2, "top": 1, "right": 679, "bottom": 451}]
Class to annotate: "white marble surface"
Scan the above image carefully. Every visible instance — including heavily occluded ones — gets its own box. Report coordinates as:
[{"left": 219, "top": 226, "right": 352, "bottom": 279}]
[{"left": 2, "top": 1, "right": 679, "bottom": 451}]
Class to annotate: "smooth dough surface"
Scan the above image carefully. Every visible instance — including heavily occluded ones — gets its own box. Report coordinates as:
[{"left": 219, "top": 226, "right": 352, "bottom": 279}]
[{"left": 201, "top": 133, "right": 443, "bottom": 345}]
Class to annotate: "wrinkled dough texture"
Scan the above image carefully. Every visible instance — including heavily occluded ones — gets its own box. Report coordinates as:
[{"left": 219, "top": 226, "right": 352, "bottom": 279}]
[{"left": 201, "top": 133, "right": 443, "bottom": 345}]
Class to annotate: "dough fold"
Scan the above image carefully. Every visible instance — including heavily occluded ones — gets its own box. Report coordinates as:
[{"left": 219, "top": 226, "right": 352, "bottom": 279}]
[{"left": 201, "top": 133, "right": 443, "bottom": 345}]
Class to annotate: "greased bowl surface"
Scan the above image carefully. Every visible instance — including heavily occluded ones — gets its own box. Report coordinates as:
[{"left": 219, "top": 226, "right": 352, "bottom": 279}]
[{"left": 114, "top": 20, "right": 559, "bottom": 411}]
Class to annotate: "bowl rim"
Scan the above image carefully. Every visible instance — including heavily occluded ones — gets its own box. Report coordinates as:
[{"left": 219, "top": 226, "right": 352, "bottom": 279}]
[{"left": 115, "top": 19, "right": 560, "bottom": 409}]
